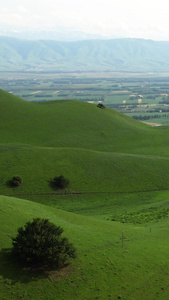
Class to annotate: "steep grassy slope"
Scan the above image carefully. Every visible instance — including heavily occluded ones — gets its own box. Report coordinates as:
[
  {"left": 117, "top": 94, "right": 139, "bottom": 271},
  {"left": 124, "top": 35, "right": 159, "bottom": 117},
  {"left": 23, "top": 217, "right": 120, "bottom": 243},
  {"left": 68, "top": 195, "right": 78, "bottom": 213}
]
[
  {"left": 0, "top": 88, "right": 168, "bottom": 154},
  {"left": 1, "top": 89, "right": 150, "bottom": 151},
  {"left": 1, "top": 89, "right": 169, "bottom": 199},
  {"left": 1, "top": 195, "right": 169, "bottom": 300}
]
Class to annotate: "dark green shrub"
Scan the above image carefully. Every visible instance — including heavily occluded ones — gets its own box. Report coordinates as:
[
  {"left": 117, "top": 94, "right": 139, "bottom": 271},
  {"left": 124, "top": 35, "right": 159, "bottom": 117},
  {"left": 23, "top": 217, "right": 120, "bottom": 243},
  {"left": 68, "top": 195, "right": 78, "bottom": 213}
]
[
  {"left": 97, "top": 103, "right": 105, "bottom": 109},
  {"left": 11, "top": 176, "right": 22, "bottom": 187},
  {"left": 12, "top": 218, "right": 77, "bottom": 269},
  {"left": 52, "top": 175, "right": 69, "bottom": 189}
]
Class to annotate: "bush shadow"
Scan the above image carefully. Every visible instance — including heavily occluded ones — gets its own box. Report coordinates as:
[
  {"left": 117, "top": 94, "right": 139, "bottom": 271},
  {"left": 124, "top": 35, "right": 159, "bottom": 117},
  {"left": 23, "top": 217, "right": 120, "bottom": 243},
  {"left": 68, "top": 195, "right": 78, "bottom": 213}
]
[
  {"left": 48, "top": 179, "right": 58, "bottom": 191},
  {"left": 6, "top": 180, "right": 15, "bottom": 188},
  {"left": 0, "top": 248, "right": 53, "bottom": 284}
]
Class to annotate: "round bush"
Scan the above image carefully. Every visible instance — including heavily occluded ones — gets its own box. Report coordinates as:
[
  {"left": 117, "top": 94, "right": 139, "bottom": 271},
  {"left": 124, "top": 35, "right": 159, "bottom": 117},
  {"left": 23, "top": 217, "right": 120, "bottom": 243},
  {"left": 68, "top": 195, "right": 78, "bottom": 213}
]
[
  {"left": 11, "top": 176, "right": 22, "bottom": 187},
  {"left": 12, "top": 218, "right": 77, "bottom": 269},
  {"left": 53, "top": 175, "right": 69, "bottom": 189}
]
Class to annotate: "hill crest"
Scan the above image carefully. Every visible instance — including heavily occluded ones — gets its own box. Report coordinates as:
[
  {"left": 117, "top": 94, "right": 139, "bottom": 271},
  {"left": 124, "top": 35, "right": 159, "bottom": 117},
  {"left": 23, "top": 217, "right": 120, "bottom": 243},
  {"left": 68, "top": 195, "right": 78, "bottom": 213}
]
[{"left": 0, "top": 89, "right": 149, "bottom": 152}]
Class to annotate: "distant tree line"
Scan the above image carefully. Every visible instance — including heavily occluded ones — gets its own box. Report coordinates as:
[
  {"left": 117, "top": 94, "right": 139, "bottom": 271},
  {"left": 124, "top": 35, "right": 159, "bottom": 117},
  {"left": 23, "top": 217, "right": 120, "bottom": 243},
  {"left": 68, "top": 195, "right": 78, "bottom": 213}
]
[
  {"left": 146, "top": 95, "right": 156, "bottom": 99},
  {"left": 35, "top": 95, "right": 52, "bottom": 98},
  {"left": 159, "top": 96, "right": 169, "bottom": 104},
  {"left": 132, "top": 114, "right": 169, "bottom": 121}
]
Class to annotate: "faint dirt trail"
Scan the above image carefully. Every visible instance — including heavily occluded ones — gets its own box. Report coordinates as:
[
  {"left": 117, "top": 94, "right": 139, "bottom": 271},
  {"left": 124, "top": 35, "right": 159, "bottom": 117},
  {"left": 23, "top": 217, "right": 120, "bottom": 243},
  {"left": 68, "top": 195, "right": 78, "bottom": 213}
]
[{"left": 4, "top": 188, "right": 169, "bottom": 197}]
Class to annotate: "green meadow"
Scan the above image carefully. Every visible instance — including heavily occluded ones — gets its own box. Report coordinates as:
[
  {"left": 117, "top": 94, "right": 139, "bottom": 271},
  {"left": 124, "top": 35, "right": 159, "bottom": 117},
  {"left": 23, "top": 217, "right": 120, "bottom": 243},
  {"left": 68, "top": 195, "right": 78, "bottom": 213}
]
[{"left": 1, "top": 89, "right": 169, "bottom": 299}]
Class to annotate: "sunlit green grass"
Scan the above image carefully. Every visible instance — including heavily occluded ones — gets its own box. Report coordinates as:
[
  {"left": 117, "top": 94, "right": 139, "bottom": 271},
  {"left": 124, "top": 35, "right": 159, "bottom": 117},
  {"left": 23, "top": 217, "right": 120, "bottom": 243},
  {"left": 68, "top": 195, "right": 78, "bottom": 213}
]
[
  {"left": 1, "top": 195, "right": 169, "bottom": 300},
  {"left": 1, "top": 145, "right": 169, "bottom": 198},
  {"left": 0, "top": 88, "right": 169, "bottom": 154},
  {"left": 1, "top": 88, "right": 169, "bottom": 198},
  {"left": 1, "top": 89, "right": 169, "bottom": 299}
]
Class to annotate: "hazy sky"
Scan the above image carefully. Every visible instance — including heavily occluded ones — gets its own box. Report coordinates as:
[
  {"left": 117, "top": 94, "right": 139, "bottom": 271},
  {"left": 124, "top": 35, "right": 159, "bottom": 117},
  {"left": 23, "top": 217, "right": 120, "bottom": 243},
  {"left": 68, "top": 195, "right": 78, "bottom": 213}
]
[{"left": 1, "top": 0, "right": 169, "bottom": 40}]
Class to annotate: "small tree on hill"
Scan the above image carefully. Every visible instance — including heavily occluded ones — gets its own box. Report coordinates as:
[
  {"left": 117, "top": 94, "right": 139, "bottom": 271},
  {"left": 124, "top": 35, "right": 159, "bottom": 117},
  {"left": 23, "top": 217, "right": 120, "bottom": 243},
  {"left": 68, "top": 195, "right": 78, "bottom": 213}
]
[
  {"left": 11, "top": 176, "right": 22, "bottom": 187},
  {"left": 97, "top": 103, "right": 105, "bottom": 109},
  {"left": 12, "top": 218, "right": 77, "bottom": 269},
  {"left": 52, "top": 175, "right": 69, "bottom": 189}
]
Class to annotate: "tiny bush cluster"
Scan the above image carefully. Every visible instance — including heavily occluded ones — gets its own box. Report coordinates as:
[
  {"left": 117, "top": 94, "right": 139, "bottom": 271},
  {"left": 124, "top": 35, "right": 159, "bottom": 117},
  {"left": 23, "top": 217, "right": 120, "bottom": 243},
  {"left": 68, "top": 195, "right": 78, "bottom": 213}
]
[{"left": 111, "top": 207, "right": 169, "bottom": 224}]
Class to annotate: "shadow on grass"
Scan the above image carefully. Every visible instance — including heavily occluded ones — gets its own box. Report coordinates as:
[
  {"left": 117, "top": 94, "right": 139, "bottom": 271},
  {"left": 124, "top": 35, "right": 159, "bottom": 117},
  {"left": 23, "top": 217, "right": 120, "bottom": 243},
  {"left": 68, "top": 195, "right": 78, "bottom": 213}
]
[
  {"left": 6, "top": 180, "right": 21, "bottom": 188},
  {"left": 49, "top": 179, "right": 58, "bottom": 191},
  {"left": 6, "top": 180, "right": 15, "bottom": 188},
  {"left": 0, "top": 248, "right": 52, "bottom": 284}
]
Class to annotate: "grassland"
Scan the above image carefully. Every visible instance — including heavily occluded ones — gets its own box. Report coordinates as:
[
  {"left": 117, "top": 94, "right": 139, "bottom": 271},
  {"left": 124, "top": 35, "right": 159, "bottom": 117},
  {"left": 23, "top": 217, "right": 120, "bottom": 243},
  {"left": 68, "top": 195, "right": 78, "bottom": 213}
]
[
  {"left": 1, "top": 88, "right": 169, "bottom": 299},
  {"left": 1, "top": 195, "right": 169, "bottom": 300}
]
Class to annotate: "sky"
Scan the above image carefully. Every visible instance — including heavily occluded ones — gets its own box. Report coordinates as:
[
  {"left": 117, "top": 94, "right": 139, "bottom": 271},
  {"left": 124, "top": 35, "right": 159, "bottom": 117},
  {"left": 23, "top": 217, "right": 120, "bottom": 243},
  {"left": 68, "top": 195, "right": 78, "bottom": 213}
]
[{"left": 1, "top": 0, "right": 169, "bottom": 40}]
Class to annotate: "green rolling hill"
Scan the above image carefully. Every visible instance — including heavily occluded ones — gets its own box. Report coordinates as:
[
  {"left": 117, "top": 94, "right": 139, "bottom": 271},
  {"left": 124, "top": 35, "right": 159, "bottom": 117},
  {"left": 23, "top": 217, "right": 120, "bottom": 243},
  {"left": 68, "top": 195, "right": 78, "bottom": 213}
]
[
  {"left": 0, "top": 88, "right": 168, "bottom": 153},
  {"left": 1, "top": 192, "right": 169, "bottom": 300},
  {"left": 1, "top": 89, "right": 169, "bottom": 299},
  {"left": 1, "top": 88, "right": 169, "bottom": 197}
]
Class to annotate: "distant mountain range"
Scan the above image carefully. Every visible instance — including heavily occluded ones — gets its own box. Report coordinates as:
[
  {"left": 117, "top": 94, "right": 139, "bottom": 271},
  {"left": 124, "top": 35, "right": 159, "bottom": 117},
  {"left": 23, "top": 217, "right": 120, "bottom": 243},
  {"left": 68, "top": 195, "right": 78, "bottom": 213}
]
[
  {"left": 0, "top": 30, "right": 110, "bottom": 42},
  {"left": 1, "top": 36, "right": 169, "bottom": 72}
]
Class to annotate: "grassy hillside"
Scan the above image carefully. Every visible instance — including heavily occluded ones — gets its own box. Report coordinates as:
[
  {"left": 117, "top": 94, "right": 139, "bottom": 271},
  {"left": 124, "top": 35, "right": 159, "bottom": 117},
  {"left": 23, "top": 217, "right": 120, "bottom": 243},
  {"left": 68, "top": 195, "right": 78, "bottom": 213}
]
[
  {"left": 1, "top": 89, "right": 169, "bottom": 199},
  {"left": 1, "top": 88, "right": 169, "bottom": 154},
  {"left": 0, "top": 89, "right": 150, "bottom": 152},
  {"left": 1, "top": 89, "right": 169, "bottom": 299},
  {"left": 1, "top": 146, "right": 169, "bottom": 196},
  {"left": 2, "top": 37, "right": 169, "bottom": 72},
  {"left": 1, "top": 195, "right": 169, "bottom": 300}
]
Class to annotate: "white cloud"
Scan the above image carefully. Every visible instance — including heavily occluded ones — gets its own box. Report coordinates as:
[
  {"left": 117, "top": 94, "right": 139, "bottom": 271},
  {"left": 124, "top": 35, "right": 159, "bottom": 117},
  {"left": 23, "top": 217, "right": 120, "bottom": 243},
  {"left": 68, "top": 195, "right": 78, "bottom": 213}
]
[{"left": 1, "top": 0, "right": 169, "bottom": 40}]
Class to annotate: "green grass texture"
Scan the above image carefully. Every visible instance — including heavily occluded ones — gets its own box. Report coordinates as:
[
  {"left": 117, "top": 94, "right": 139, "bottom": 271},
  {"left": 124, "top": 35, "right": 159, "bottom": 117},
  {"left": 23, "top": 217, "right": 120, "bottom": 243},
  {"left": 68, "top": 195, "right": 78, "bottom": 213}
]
[
  {"left": 1, "top": 88, "right": 169, "bottom": 198},
  {"left": 1, "top": 89, "right": 169, "bottom": 299},
  {"left": 1, "top": 195, "right": 169, "bottom": 300}
]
